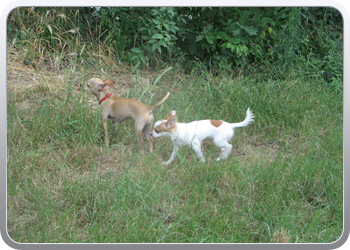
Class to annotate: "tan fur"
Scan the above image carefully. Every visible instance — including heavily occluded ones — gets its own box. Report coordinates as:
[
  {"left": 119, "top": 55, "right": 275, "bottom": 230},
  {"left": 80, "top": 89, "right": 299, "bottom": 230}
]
[
  {"left": 154, "top": 122, "right": 169, "bottom": 134},
  {"left": 154, "top": 121, "right": 177, "bottom": 134},
  {"left": 81, "top": 78, "right": 170, "bottom": 152}
]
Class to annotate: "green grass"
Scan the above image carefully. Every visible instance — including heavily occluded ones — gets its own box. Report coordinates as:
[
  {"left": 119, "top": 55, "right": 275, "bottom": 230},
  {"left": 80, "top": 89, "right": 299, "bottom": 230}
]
[{"left": 7, "top": 54, "right": 343, "bottom": 243}]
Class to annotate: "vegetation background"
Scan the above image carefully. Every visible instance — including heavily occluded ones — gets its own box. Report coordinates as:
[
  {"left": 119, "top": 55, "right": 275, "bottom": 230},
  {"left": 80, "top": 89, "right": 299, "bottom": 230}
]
[{"left": 7, "top": 7, "right": 343, "bottom": 243}]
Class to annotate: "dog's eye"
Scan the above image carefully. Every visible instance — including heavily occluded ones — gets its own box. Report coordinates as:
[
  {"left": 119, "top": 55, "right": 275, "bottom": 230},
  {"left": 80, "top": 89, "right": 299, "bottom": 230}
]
[{"left": 155, "top": 129, "right": 160, "bottom": 133}]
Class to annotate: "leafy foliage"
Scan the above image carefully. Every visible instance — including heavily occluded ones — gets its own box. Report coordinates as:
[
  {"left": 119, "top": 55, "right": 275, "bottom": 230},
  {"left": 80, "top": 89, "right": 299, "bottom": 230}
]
[{"left": 7, "top": 7, "right": 343, "bottom": 91}]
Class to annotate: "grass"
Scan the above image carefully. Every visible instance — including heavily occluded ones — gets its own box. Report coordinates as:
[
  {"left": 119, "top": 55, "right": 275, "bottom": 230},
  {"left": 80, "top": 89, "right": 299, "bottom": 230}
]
[
  {"left": 6, "top": 43, "right": 343, "bottom": 243},
  {"left": 6, "top": 7, "right": 343, "bottom": 244}
]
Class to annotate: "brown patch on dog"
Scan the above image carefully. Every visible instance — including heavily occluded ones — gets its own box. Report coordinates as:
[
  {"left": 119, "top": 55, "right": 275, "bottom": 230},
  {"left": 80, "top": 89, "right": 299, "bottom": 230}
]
[
  {"left": 103, "top": 79, "right": 116, "bottom": 85},
  {"left": 155, "top": 122, "right": 175, "bottom": 134},
  {"left": 154, "top": 122, "right": 166, "bottom": 134},
  {"left": 154, "top": 115, "right": 178, "bottom": 134},
  {"left": 210, "top": 120, "right": 223, "bottom": 128}
]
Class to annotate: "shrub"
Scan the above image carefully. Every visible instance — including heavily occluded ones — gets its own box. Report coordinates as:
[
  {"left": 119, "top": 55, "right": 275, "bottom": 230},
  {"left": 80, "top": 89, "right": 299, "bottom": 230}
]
[{"left": 7, "top": 7, "right": 343, "bottom": 90}]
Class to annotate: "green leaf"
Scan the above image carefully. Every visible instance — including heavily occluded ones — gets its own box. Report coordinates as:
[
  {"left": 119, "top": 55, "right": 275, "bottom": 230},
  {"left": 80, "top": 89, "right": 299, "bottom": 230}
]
[
  {"left": 221, "top": 43, "right": 236, "bottom": 52},
  {"left": 164, "top": 24, "right": 170, "bottom": 31},
  {"left": 232, "top": 28, "right": 241, "bottom": 36},
  {"left": 129, "top": 55, "right": 139, "bottom": 61},
  {"left": 140, "top": 54, "right": 146, "bottom": 64},
  {"left": 236, "top": 45, "right": 249, "bottom": 57},
  {"left": 206, "top": 35, "right": 215, "bottom": 45},
  {"left": 244, "top": 26, "right": 258, "bottom": 36},
  {"left": 196, "top": 35, "right": 204, "bottom": 42},
  {"left": 217, "top": 32, "right": 229, "bottom": 40},
  {"left": 130, "top": 48, "right": 142, "bottom": 53},
  {"left": 207, "top": 24, "right": 213, "bottom": 31},
  {"left": 159, "top": 40, "right": 166, "bottom": 47},
  {"left": 228, "top": 37, "right": 241, "bottom": 44},
  {"left": 151, "top": 43, "right": 158, "bottom": 52},
  {"left": 152, "top": 33, "right": 164, "bottom": 39}
]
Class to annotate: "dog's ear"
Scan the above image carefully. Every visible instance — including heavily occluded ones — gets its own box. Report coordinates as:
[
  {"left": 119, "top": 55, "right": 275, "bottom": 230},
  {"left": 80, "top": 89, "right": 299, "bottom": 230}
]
[
  {"left": 103, "top": 79, "right": 116, "bottom": 86},
  {"left": 99, "top": 83, "right": 112, "bottom": 91},
  {"left": 166, "top": 114, "right": 177, "bottom": 128},
  {"left": 164, "top": 110, "right": 176, "bottom": 120},
  {"left": 98, "top": 79, "right": 115, "bottom": 91}
]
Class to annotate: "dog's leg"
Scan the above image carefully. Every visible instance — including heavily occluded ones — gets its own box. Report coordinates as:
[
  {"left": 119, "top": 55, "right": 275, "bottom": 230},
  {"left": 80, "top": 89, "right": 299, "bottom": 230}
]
[
  {"left": 112, "top": 121, "right": 118, "bottom": 132},
  {"left": 135, "top": 131, "right": 144, "bottom": 151},
  {"left": 110, "top": 121, "right": 119, "bottom": 145},
  {"left": 192, "top": 141, "right": 205, "bottom": 163},
  {"left": 214, "top": 140, "right": 232, "bottom": 161},
  {"left": 164, "top": 145, "right": 179, "bottom": 165},
  {"left": 222, "top": 144, "right": 233, "bottom": 159},
  {"left": 216, "top": 147, "right": 232, "bottom": 161},
  {"left": 102, "top": 118, "right": 109, "bottom": 147},
  {"left": 142, "top": 123, "right": 154, "bottom": 153},
  {"left": 134, "top": 122, "right": 144, "bottom": 151}
]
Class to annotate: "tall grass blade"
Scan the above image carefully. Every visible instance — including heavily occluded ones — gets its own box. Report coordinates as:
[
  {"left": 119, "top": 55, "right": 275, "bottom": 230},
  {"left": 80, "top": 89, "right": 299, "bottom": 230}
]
[
  {"left": 131, "top": 62, "right": 141, "bottom": 74},
  {"left": 153, "top": 66, "right": 172, "bottom": 86}
]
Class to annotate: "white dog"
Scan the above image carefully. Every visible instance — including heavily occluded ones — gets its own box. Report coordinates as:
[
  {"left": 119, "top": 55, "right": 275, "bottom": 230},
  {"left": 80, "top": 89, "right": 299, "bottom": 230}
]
[{"left": 150, "top": 108, "right": 254, "bottom": 165}]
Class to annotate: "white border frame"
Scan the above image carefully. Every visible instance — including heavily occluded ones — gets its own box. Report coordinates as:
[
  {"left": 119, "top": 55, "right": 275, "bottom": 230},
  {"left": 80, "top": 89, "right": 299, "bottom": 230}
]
[{"left": 1, "top": 1, "right": 348, "bottom": 249}]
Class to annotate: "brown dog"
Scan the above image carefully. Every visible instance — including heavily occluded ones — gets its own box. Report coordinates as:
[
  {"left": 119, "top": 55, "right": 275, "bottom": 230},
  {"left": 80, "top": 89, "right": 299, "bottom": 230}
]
[{"left": 82, "top": 78, "right": 170, "bottom": 152}]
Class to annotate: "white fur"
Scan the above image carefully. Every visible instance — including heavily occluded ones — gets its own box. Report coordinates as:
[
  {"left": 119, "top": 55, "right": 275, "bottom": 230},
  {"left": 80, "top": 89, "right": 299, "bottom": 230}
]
[{"left": 151, "top": 108, "right": 254, "bottom": 165}]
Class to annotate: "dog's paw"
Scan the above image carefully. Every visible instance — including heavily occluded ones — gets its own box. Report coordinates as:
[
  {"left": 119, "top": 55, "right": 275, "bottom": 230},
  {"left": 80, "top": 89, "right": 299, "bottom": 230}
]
[{"left": 163, "top": 161, "right": 172, "bottom": 166}]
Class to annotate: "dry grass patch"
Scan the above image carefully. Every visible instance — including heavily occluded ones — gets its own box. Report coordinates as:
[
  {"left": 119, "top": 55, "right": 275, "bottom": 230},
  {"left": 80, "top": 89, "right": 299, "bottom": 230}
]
[{"left": 272, "top": 228, "right": 291, "bottom": 243}]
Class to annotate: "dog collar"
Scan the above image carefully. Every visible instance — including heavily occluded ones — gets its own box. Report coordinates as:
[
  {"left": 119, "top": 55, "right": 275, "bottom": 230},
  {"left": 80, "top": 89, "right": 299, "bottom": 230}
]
[{"left": 100, "top": 94, "right": 112, "bottom": 104}]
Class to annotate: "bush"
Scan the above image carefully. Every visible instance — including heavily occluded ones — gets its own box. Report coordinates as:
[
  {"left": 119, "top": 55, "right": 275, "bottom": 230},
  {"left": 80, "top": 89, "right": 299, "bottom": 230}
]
[{"left": 7, "top": 7, "right": 343, "bottom": 90}]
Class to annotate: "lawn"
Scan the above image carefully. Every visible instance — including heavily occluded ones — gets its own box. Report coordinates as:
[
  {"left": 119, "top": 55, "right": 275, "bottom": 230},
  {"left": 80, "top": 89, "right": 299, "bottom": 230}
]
[{"left": 7, "top": 49, "right": 343, "bottom": 243}]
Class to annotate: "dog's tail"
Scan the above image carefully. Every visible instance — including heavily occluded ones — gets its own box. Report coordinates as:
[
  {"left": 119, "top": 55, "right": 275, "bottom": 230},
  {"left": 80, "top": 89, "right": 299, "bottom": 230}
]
[
  {"left": 230, "top": 108, "right": 255, "bottom": 129},
  {"left": 148, "top": 92, "right": 170, "bottom": 112}
]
